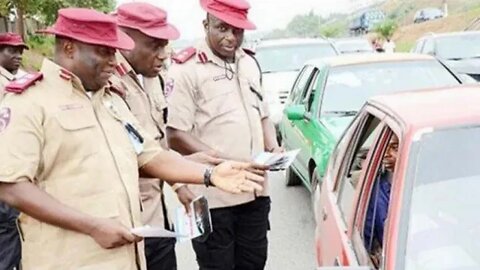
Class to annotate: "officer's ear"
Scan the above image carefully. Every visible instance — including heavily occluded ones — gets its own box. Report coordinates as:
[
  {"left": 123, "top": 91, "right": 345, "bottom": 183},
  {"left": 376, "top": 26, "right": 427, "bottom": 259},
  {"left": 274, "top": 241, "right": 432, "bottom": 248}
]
[
  {"left": 56, "top": 37, "right": 75, "bottom": 59},
  {"left": 203, "top": 19, "right": 209, "bottom": 32}
]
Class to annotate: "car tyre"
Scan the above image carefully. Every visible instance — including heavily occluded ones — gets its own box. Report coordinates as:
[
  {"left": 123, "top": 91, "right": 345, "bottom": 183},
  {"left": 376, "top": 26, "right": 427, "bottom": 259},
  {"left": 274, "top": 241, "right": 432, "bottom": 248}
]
[{"left": 285, "top": 166, "right": 301, "bottom": 186}]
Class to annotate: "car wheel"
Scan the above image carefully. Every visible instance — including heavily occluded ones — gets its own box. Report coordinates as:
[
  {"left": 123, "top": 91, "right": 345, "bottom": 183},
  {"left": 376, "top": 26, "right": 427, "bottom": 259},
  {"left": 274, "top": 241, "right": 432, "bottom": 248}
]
[{"left": 285, "top": 166, "right": 301, "bottom": 186}]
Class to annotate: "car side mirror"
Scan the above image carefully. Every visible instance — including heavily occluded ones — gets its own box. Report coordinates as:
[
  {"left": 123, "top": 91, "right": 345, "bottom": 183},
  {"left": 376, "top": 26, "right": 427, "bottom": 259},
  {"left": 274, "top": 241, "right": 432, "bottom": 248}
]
[{"left": 286, "top": 105, "right": 308, "bottom": 121}]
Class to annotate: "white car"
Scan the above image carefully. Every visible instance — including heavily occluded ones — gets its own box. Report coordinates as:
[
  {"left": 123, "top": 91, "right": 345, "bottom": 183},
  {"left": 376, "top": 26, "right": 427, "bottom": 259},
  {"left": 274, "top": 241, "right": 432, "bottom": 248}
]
[{"left": 255, "top": 38, "right": 338, "bottom": 125}]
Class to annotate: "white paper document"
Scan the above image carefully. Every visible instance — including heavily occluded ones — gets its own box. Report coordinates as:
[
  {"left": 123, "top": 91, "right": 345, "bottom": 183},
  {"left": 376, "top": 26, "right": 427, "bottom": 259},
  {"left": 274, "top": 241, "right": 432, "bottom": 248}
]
[
  {"left": 175, "top": 196, "right": 213, "bottom": 243},
  {"left": 254, "top": 149, "right": 300, "bottom": 170},
  {"left": 131, "top": 225, "right": 186, "bottom": 238},
  {"left": 131, "top": 196, "right": 212, "bottom": 241}
]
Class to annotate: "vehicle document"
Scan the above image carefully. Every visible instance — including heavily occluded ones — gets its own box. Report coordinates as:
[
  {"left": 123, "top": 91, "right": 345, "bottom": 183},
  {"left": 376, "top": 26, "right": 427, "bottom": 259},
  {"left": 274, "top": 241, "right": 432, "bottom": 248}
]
[
  {"left": 131, "top": 196, "right": 212, "bottom": 240},
  {"left": 131, "top": 225, "right": 186, "bottom": 238},
  {"left": 254, "top": 149, "right": 300, "bottom": 171},
  {"left": 175, "top": 196, "right": 213, "bottom": 243}
]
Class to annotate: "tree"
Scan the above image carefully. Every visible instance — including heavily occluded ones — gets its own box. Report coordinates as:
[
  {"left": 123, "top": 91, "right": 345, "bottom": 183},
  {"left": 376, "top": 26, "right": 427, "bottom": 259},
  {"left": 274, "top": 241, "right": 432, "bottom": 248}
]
[
  {"left": 1, "top": 0, "right": 115, "bottom": 37},
  {"left": 38, "top": 0, "right": 115, "bottom": 25},
  {"left": 286, "top": 10, "right": 323, "bottom": 37},
  {"left": 375, "top": 19, "right": 398, "bottom": 40}
]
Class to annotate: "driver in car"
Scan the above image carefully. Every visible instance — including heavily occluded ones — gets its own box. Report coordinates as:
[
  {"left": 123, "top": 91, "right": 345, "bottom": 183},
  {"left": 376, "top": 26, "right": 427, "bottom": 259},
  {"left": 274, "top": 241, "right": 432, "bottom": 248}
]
[{"left": 364, "top": 134, "right": 399, "bottom": 256}]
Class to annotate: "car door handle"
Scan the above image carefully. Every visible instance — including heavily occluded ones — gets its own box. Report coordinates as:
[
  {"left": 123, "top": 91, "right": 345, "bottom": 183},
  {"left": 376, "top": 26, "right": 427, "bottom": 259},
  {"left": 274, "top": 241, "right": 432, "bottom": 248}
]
[{"left": 322, "top": 207, "right": 328, "bottom": 221}]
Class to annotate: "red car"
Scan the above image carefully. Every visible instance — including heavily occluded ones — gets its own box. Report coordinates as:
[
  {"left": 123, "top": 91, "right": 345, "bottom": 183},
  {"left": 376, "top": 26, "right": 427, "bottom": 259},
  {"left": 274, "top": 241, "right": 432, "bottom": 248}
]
[{"left": 315, "top": 86, "right": 480, "bottom": 270}]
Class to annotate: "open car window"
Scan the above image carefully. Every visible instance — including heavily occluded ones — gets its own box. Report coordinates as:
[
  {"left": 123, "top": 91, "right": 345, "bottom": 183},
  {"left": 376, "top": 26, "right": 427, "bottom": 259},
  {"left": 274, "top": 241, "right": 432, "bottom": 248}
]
[{"left": 336, "top": 114, "right": 383, "bottom": 223}]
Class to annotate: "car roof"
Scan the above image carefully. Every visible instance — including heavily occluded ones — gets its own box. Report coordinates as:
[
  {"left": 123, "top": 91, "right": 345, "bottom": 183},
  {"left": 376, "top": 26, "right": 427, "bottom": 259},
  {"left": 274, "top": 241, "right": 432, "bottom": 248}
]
[
  {"left": 369, "top": 86, "right": 480, "bottom": 131},
  {"left": 306, "top": 53, "right": 434, "bottom": 67},
  {"left": 422, "top": 31, "right": 480, "bottom": 39},
  {"left": 333, "top": 37, "right": 370, "bottom": 43},
  {"left": 256, "top": 38, "right": 331, "bottom": 48}
]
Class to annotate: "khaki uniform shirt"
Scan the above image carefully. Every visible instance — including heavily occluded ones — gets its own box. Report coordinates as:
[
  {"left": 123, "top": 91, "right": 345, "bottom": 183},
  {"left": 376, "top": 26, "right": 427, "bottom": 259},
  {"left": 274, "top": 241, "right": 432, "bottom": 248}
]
[
  {"left": 0, "top": 59, "right": 163, "bottom": 270},
  {"left": 167, "top": 40, "right": 269, "bottom": 209},
  {"left": 0, "top": 66, "right": 15, "bottom": 101},
  {"left": 114, "top": 53, "right": 169, "bottom": 228}
]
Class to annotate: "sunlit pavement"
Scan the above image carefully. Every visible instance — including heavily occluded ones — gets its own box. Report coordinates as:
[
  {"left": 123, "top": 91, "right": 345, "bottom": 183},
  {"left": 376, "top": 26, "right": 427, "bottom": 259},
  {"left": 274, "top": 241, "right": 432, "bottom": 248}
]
[{"left": 164, "top": 171, "right": 317, "bottom": 269}]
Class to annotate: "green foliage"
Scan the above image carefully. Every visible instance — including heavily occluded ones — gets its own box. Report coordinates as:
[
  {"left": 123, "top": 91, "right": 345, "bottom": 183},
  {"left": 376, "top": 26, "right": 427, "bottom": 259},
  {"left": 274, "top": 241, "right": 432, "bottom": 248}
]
[
  {"left": 37, "top": 0, "right": 115, "bottom": 25},
  {"left": 2, "top": 0, "right": 115, "bottom": 26},
  {"left": 263, "top": 28, "right": 289, "bottom": 40},
  {"left": 375, "top": 19, "right": 398, "bottom": 39},
  {"left": 0, "top": 0, "right": 11, "bottom": 16},
  {"left": 286, "top": 10, "right": 323, "bottom": 37},
  {"left": 26, "top": 35, "right": 54, "bottom": 57},
  {"left": 396, "top": 41, "right": 414, "bottom": 52},
  {"left": 319, "top": 20, "right": 347, "bottom": 38}
]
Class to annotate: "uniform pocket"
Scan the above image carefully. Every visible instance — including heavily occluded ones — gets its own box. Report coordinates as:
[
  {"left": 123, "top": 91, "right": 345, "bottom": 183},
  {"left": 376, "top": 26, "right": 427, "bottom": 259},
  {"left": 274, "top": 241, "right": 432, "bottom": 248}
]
[
  {"left": 52, "top": 108, "right": 99, "bottom": 159},
  {"left": 55, "top": 108, "right": 96, "bottom": 131}
]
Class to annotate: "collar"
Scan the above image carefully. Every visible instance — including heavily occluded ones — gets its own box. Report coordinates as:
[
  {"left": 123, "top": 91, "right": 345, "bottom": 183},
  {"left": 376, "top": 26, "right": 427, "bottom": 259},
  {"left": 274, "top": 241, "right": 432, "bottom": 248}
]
[
  {"left": 0, "top": 66, "right": 14, "bottom": 81},
  {"left": 115, "top": 52, "right": 146, "bottom": 89},
  {"left": 196, "top": 39, "right": 246, "bottom": 67},
  {"left": 40, "top": 58, "right": 107, "bottom": 95},
  {"left": 115, "top": 52, "right": 135, "bottom": 77}
]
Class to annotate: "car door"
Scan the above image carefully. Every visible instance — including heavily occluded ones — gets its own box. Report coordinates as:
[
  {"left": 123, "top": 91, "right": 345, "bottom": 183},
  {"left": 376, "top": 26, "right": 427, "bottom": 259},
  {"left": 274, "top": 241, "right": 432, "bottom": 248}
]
[
  {"left": 293, "top": 67, "right": 328, "bottom": 182},
  {"left": 282, "top": 65, "right": 316, "bottom": 178},
  {"left": 317, "top": 111, "right": 384, "bottom": 266},
  {"left": 350, "top": 119, "right": 403, "bottom": 270}
]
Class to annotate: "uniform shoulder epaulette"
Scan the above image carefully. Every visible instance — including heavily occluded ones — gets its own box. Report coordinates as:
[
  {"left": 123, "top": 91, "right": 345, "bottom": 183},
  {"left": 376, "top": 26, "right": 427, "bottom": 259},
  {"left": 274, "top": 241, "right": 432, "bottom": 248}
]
[
  {"left": 108, "top": 79, "right": 128, "bottom": 99},
  {"left": 172, "top": 47, "right": 196, "bottom": 64},
  {"left": 5, "top": 72, "right": 43, "bottom": 94}
]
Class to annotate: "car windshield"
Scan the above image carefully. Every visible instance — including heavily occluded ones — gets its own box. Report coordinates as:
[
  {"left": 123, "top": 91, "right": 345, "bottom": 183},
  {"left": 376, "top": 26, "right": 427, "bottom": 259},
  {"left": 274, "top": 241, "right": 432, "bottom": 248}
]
[
  {"left": 256, "top": 43, "right": 337, "bottom": 73},
  {"left": 403, "top": 126, "right": 480, "bottom": 270},
  {"left": 335, "top": 40, "right": 373, "bottom": 53},
  {"left": 320, "top": 60, "right": 459, "bottom": 115},
  {"left": 436, "top": 34, "right": 480, "bottom": 60}
]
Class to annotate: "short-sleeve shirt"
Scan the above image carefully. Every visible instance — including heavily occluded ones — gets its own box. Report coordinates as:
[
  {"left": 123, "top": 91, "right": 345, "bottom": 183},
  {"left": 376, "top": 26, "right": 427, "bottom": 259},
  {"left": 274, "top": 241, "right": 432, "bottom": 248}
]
[
  {"left": 167, "top": 40, "right": 269, "bottom": 208},
  {"left": 113, "top": 53, "right": 169, "bottom": 228},
  {"left": 0, "top": 66, "right": 14, "bottom": 102},
  {"left": 0, "top": 59, "right": 162, "bottom": 270}
]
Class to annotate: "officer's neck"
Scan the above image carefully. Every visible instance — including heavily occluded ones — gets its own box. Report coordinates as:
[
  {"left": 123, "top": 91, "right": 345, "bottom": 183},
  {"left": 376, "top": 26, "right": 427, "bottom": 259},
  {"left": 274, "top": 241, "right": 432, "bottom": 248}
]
[{"left": 212, "top": 51, "right": 235, "bottom": 63}]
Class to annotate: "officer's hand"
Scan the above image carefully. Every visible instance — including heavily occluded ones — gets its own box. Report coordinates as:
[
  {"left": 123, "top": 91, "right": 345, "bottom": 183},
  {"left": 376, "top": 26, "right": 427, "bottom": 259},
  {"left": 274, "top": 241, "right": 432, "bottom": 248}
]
[
  {"left": 211, "top": 161, "right": 266, "bottom": 194},
  {"left": 176, "top": 185, "right": 196, "bottom": 214},
  {"left": 186, "top": 151, "right": 224, "bottom": 166},
  {"left": 88, "top": 218, "right": 141, "bottom": 249}
]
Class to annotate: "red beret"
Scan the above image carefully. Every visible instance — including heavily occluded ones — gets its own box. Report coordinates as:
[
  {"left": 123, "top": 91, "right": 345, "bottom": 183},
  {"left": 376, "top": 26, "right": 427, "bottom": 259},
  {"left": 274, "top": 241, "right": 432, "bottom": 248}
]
[
  {"left": 200, "top": 0, "right": 256, "bottom": 30},
  {"left": 0, "top": 32, "right": 29, "bottom": 49},
  {"left": 38, "top": 8, "right": 134, "bottom": 50},
  {"left": 116, "top": 2, "right": 180, "bottom": 40}
]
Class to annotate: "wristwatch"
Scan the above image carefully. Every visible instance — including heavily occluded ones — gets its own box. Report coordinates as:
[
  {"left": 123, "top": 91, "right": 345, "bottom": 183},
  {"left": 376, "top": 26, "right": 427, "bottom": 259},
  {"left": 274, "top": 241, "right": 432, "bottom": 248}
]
[{"left": 203, "top": 167, "right": 215, "bottom": 187}]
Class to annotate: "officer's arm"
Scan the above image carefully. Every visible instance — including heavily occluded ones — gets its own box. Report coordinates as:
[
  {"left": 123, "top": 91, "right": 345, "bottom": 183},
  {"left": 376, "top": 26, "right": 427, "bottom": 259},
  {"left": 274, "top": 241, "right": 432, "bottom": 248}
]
[
  {"left": 0, "top": 99, "right": 136, "bottom": 248},
  {"left": 167, "top": 127, "right": 213, "bottom": 155},
  {"left": 139, "top": 151, "right": 265, "bottom": 193},
  {"left": 0, "top": 181, "right": 101, "bottom": 237},
  {"left": 262, "top": 118, "right": 281, "bottom": 152}
]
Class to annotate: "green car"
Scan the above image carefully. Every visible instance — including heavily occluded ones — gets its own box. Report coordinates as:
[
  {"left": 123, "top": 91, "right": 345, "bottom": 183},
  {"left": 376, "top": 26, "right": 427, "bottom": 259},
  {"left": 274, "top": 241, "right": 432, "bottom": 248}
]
[{"left": 279, "top": 53, "right": 462, "bottom": 191}]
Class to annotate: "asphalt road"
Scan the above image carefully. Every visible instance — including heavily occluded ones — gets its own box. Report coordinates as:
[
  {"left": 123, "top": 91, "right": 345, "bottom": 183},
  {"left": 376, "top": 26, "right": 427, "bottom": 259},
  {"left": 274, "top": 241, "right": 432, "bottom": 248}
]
[{"left": 165, "top": 171, "right": 317, "bottom": 270}]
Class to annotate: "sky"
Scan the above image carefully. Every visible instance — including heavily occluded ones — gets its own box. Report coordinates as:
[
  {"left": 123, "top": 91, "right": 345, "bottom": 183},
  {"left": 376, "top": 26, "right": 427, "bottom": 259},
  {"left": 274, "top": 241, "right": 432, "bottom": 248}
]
[{"left": 115, "top": 0, "right": 366, "bottom": 40}]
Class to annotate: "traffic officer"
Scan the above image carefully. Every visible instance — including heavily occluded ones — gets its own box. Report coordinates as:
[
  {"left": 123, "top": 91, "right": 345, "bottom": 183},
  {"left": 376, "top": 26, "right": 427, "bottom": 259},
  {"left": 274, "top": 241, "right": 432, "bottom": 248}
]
[
  {"left": 0, "top": 8, "right": 265, "bottom": 270},
  {"left": 113, "top": 3, "right": 220, "bottom": 269},
  {"left": 0, "top": 31, "right": 28, "bottom": 270},
  {"left": 166, "top": 0, "right": 281, "bottom": 269}
]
